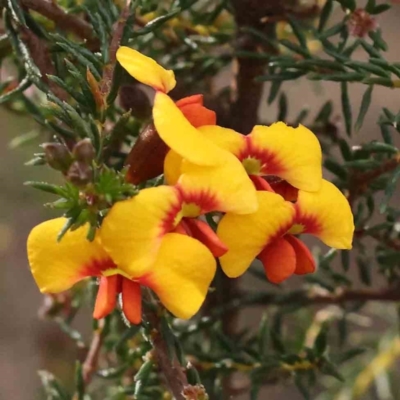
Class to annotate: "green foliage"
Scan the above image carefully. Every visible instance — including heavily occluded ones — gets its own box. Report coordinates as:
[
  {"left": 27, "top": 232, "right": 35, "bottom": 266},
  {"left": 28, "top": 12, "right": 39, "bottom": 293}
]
[{"left": 3, "top": 0, "right": 400, "bottom": 399}]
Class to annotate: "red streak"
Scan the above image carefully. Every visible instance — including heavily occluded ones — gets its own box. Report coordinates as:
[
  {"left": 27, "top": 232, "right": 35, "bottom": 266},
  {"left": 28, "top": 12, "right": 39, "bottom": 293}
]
[{"left": 237, "top": 136, "right": 287, "bottom": 176}]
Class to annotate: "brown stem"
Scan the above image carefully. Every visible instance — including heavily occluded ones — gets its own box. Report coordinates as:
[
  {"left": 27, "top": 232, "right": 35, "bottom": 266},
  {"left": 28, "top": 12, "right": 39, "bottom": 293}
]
[
  {"left": 307, "top": 287, "right": 400, "bottom": 304},
  {"left": 20, "top": 0, "right": 95, "bottom": 43},
  {"left": 349, "top": 155, "right": 400, "bottom": 206},
  {"left": 20, "top": 26, "right": 68, "bottom": 101},
  {"left": 82, "top": 319, "right": 105, "bottom": 384},
  {"left": 100, "top": 1, "right": 132, "bottom": 96},
  {"left": 143, "top": 304, "right": 188, "bottom": 400}
]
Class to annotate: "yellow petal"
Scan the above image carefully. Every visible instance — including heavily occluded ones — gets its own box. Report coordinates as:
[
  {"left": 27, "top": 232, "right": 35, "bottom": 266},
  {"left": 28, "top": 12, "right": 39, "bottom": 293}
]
[
  {"left": 217, "top": 192, "right": 295, "bottom": 278},
  {"left": 143, "top": 233, "right": 216, "bottom": 319},
  {"left": 249, "top": 122, "right": 322, "bottom": 192},
  {"left": 295, "top": 179, "right": 354, "bottom": 249},
  {"left": 27, "top": 218, "right": 112, "bottom": 293},
  {"left": 100, "top": 186, "right": 182, "bottom": 277},
  {"left": 116, "top": 46, "right": 176, "bottom": 93},
  {"left": 153, "top": 92, "right": 224, "bottom": 166},
  {"left": 179, "top": 152, "right": 258, "bottom": 214},
  {"left": 164, "top": 149, "right": 183, "bottom": 185},
  {"left": 198, "top": 125, "right": 246, "bottom": 156}
]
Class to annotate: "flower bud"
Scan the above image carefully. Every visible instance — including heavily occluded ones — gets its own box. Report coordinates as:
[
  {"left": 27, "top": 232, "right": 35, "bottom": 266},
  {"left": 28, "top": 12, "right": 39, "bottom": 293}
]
[
  {"left": 119, "top": 84, "right": 152, "bottom": 120},
  {"left": 67, "top": 161, "right": 93, "bottom": 187},
  {"left": 42, "top": 142, "right": 72, "bottom": 172},
  {"left": 125, "top": 122, "right": 168, "bottom": 185},
  {"left": 347, "top": 9, "right": 377, "bottom": 38},
  {"left": 73, "top": 138, "right": 95, "bottom": 163}
]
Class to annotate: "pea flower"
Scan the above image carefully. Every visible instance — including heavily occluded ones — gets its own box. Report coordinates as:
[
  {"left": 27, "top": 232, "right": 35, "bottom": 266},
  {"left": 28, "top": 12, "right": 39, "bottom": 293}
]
[
  {"left": 116, "top": 47, "right": 257, "bottom": 215},
  {"left": 165, "top": 122, "right": 323, "bottom": 201},
  {"left": 217, "top": 180, "right": 354, "bottom": 283},
  {"left": 28, "top": 218, "right": 216, "bottom": 323}
]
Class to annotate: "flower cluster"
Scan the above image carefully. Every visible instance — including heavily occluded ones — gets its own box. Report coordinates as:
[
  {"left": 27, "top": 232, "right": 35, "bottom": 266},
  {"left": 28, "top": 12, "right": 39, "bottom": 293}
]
[{"left": 27, "top": 48, "right": 354, "bottom": 325}]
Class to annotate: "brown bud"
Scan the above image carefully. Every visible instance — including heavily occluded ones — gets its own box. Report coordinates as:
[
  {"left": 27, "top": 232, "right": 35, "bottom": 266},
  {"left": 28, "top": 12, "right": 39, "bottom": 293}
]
[
  {"left": 67, "top": 161, "right": 93, "bottom": 187},
  {"left": 347, "top": 9, "right": 377, "bottom": 38},
  {"left": 87, "top": 68, "right": 105, "bottom": 113},
  {"left": 73, "top": 138, "right": 95, "bottom": 163},
  {"left": 125, "top": 122, "right": 168, "bottom": 185},
  {"left": 119, "top": 84, "right": 152, "bottom": 120},
  {"left": 42, "top": 142, "right": 72, "bottom": 172}
]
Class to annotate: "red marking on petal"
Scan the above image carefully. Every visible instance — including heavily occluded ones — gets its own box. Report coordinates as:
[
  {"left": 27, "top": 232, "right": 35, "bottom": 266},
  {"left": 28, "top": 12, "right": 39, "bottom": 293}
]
[
  {"left": 81, "top": 258, "right": 117, "bottom": 279},
  {"left": 122, "top": 278, "right": 142, "bottom": 325},
  {"left": 285, "top": 235, "right": 315, "bottom": 275},
  {"left": 269, "top": 180, "right": 298, "bottom": 202},
  {"left": 93, "top": 275, "right": 120, "bottom": 319},
  {"left": 250, "top": 175, "right": 275, "bottom": 192},
  {"left": 258, "top": 237, "right": 296, "bottom": 284},
  {"left": 177, "top": 185, "right": 219, "bottom": 214},
  {"left": 294, "top": 203, "right": 323, "bottom": 236},
  {"left": 238, "top": 136, "right": 287, "bottom": 176},
  {"left": 160, "top": 191, "right": 184, "bottom": 234},
  {"left": 185, "top": 218, "right": 228, "bottom": 257}
]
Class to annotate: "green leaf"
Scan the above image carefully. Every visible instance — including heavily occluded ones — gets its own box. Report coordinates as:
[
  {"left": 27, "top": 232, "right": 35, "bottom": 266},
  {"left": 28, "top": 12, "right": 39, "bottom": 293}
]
[
  {"left": 0, "top": 76, "right": 31, "bottom": 105},
  {"left": 287, "top": 17, "right": 307, "bottom": 50},
  {"left": 160, "top": 316, "right": 176, "bottom": 361},
  {"left": 132, "top": 9, "right": 182, "bottom": 37},
  {"left": 314, "top": 323, "right": 328, "bottom": 355},
  {"left": 362, "top": 142, "right": 398, "bottom": 154},
  {"left": 339, "top": 139, "right": 352, "bottom": 161},
  {"left": 318, "top": 0, "right": 334, "bottom": 32},
  {"left": 380, "top": 166, "right": 400, "bottom": 213},
  {"left": 324, "top": 158, "right": 348, "bottom": 180},
  {"left": 371, "top": 4, "right": 391, "bottom": 15},
  {"left": 365, "top": 0, "right": 376, "bottom": 13},
  {"left": 134, "top": 360, "right": 154, "bottom": 382},
  {"left": 258, "top": 313, "right": 269, "bottom": 360},
  {"left": 256, "top": 70, "right": 306, "bottom": 82},
  {"left": 24, "top": 181, "right": 65, "bottom": 195},
  {"left": 315, "top": 101, "right": 333, "bottom": 123},
  {"left": 278, "top": 93, "right": 288, "bottom": 121},
  {"left": 368, "top": 28, "right": 388, "bottom": 51},
  {"left": 380, "top": 125, "right": 393, "bottom": 145},
  {"left": 341, "top": 82, "right": 352, "bottom": 136},
  {"left": 7, "top": 0, "right": 27, "bottom": 27},
  {"left": 295, "top": 374, "right": 311, "bottom": 400},
  {"left": 267, "top": 80, "right": 282, "bottom": 105},
  {"left": 114, "top": 325, "right": 141, "bottom": 355},
  {"left": 74, "top": 362, "right": 85, "bottom": 400},
  {"left": 354, "top": 85, "right": 374, "bottom": 132},
  {"left": 38, "top": 370, "right": 70, "bottom": 400},
  {"left": 341, "top": 250, "right": 350, "bottom": 272},
  {"left": 279, "top": 39, "right": 310, "bottom": 58},
  {"left": 320, "top": 359, "right": 344, "bottom": 381},
  {"left": 357, "top": 256, "right": 371, "bottom": 286},
  {"left": 335, "top": 347, "right": 367, "bottom": 364}
]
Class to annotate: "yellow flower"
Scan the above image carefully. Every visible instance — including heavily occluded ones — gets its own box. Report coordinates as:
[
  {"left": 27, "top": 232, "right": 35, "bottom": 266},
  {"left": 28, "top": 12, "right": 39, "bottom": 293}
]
[
  {"left": 27, "top": 218, "right": 216, "bottom": 322},
  {"left": 217, "top": 180, "right": 354, "bottom": 283},
  {"left": 116, "top": 46, "right": 258, "bottom": 214}
]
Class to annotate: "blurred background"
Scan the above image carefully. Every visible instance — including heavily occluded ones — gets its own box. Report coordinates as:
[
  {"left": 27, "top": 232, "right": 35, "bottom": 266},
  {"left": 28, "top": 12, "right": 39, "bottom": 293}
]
[{"left": 1, "top": 4, "right": 400, "bottom": 399}]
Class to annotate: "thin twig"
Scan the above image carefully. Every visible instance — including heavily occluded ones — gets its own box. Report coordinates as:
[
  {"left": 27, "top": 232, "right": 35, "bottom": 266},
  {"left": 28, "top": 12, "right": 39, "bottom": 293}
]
[
  {"left": 100, "top": 1, "right": 132, "bottom": 96},
  {"left": 143, "top": 304, "right": 189, "bottom": 400},
  {"left": 348, "top": 155, "right": 400, "bottom": 206},
  {"left": 20, "top": 26, "right": 68, "bottom": 101},
  {"left": 82, "top": 319, "right": 105, "bottom": 384},
  {"left": 20, "top": 0, "right": 95, "bottom": 43}
]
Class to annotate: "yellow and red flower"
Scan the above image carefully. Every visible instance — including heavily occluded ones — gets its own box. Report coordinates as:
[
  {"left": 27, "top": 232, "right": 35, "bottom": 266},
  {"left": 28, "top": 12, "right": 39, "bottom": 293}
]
[
  {"left": 217, "top": 180, "right": 354, "bottom": 283},
  {"left": 27, "top": 218, "right": 216, "bottom": 323},
  {"left": 116, "top": 47, "right": 257, "bottom": 214},
  {"left": 193, "top": 122, "right": 323, "bottom": 196}
]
